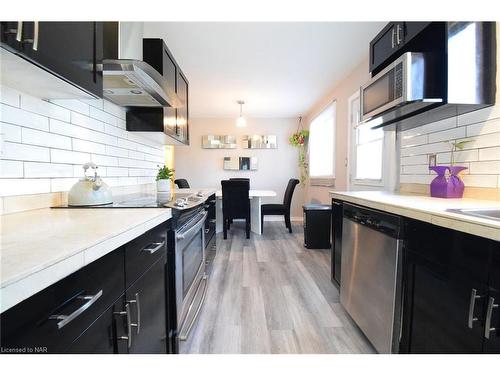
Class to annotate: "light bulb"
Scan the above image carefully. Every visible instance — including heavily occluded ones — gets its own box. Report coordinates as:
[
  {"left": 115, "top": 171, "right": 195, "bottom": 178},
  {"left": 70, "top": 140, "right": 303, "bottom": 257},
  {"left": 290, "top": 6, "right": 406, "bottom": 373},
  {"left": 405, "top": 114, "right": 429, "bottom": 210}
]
[{"left": 236, "top": 116, "right": 247, "bottom": 127}]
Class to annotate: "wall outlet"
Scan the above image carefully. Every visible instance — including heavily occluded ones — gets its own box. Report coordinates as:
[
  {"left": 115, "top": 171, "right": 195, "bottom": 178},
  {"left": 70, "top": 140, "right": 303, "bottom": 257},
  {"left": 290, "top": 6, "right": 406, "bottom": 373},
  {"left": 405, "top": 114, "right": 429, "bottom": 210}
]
[{"left": 428, "top": 154, "right": 437, "bottom": 167}]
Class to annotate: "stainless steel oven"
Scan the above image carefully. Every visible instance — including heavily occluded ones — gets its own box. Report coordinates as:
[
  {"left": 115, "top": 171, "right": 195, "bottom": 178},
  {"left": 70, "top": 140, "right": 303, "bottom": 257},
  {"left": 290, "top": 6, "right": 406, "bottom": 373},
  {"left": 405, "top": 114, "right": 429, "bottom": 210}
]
[
  {"left": 173, "top": 207, "right": 208, "bottom": 346},
  {"left": 360, "top": 52, "right": 442, "bottom": 126}
]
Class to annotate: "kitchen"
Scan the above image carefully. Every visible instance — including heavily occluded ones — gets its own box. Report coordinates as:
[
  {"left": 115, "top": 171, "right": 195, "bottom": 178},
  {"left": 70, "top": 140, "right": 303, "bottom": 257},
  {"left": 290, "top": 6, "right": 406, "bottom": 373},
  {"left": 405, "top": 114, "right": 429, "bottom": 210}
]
[{"left": 1, "top": 1, "right": 500, "bottom": 373}]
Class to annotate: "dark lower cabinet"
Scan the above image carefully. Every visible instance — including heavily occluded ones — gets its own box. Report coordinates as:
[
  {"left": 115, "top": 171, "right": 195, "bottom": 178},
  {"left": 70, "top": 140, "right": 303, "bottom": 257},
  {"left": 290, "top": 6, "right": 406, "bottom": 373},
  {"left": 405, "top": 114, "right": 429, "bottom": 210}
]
[
  {"left": 125, "top": 259, "right": 167, "bottom": 354},
  {"left": 401, "top": 218, "right": 500, "bottom": 353},
  {"left": 331, "top": 199, "right": 343, "bottom": 286},
  {"left": 67, "top": 297, "right": 128, "bottom": 354},
  {"left": 0, "top": 221, "right": 171, "bottom": 354}
]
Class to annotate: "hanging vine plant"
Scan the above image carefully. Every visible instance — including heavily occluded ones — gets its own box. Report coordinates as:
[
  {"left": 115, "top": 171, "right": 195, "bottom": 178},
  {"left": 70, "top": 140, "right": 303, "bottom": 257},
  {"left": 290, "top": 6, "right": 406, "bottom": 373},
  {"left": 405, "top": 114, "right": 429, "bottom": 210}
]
[{"left": 289, "top": 116, "right": 309, "bottom": 185}]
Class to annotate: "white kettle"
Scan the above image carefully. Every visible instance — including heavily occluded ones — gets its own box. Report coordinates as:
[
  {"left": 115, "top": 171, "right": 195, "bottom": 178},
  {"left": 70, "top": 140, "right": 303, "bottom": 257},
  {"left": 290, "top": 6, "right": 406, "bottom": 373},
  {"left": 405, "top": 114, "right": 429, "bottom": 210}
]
[{"left": 68, "top": 162, "right": 113, "bottom": 206}]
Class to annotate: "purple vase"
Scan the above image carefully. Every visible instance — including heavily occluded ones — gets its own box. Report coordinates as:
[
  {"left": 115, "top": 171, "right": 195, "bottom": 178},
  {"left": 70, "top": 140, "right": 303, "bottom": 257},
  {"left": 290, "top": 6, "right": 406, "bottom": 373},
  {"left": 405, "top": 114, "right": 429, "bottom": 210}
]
[{"left": 429, "top": 166, "right": 467, "bottom": 198}]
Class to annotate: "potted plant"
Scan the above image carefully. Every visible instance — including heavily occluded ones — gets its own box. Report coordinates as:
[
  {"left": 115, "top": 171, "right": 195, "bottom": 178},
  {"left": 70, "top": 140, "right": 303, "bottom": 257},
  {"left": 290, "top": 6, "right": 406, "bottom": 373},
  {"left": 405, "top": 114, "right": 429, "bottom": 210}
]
[
  {"left": 429, "top": 139, "right": 472, "bottom": 198},
  {"left": 289, "top": 117, "right": 309, "bottom": 185},
  {"left": 156, "top": 165, "right": 174, "bottom": 193}
]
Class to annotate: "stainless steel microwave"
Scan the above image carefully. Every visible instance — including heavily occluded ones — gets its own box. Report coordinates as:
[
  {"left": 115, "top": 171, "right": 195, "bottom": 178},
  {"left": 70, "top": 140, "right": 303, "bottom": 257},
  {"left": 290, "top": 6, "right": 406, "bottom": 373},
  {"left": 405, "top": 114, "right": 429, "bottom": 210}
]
[{"left": 360, "top": 52, "right": 442, "bottom": 126}]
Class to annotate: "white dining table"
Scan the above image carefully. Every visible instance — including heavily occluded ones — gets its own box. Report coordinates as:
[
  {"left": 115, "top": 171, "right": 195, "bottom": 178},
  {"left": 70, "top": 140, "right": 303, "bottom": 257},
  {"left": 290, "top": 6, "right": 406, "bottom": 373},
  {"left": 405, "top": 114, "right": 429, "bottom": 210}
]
[{"left": 215, "top": 190, "right": 277, "bottom": 235}]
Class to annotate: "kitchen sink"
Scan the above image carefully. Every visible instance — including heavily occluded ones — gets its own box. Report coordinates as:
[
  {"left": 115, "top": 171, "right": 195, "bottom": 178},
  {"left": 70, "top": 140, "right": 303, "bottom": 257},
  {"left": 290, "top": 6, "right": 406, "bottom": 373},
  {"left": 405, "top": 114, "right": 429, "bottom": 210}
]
[{"left": 446, "top": 208, "right": 500, "bottom": 221}]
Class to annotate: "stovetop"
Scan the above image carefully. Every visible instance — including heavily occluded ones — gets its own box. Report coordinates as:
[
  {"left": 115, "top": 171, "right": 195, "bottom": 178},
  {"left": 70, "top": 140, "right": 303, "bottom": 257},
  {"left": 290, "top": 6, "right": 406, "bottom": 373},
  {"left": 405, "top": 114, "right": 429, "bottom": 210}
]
[{"left": 52, "top": 192, "right": 207, "bottom": 210}]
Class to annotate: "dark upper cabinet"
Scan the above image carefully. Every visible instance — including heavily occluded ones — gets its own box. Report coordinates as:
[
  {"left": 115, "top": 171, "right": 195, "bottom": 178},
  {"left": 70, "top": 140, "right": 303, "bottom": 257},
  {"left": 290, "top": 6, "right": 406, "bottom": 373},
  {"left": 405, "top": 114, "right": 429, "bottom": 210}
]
[
  {"left": 127, "top": 38, "right": 189, "bottom": 145},
  {"left": 0, "top": 21, "right": 103, "bottom": 98},
  {"left": 400, "top": 219, "right": 499, "bottom": 354},
  {"left": 369, "top": 21, "right": 432, "bottom": 75}
]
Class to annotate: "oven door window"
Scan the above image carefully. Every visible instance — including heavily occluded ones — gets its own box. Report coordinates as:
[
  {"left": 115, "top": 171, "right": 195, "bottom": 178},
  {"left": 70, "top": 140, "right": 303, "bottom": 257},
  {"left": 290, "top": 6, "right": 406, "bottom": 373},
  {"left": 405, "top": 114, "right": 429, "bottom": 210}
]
[
  {"left": 363, "top": 69, "right": 396, "bottom": 115},
  {"left": 182, "top": 229, "right": 203, "bottom": 297}
]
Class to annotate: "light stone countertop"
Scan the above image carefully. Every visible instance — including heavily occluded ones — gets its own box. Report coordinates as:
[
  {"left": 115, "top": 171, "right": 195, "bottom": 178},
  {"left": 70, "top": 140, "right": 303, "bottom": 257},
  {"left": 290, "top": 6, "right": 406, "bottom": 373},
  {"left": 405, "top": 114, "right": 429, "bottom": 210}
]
[
  {"left": 0, "top": 207, "right": 172, "bottom": 313},
  {"left": 329, "top": 190, "right": 500, "bottom": 242}
]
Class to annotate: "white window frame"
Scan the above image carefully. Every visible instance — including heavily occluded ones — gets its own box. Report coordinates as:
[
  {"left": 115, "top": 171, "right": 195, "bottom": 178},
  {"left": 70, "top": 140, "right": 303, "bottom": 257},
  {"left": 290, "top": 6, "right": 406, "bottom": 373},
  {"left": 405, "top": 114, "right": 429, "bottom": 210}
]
[
  {"left": 348, "top": 91, "right": 394, "bottom": 189},
  {"left": 308, "top": 102, "right": 336, "bottom": 182}
]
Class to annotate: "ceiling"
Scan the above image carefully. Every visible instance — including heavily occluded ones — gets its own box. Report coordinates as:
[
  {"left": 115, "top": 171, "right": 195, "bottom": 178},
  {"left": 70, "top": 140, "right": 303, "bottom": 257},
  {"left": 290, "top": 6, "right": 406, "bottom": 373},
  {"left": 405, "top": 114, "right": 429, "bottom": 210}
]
[{"left": 143, "top": 22, "right": 384, "bottom": 119}]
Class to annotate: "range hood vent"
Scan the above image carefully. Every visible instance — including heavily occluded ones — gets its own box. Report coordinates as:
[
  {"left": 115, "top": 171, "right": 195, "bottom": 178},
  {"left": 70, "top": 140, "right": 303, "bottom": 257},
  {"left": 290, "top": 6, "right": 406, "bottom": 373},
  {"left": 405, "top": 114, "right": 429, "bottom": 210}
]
[{"left": 102, "top": 22, "right": 180, "bottom": 108}]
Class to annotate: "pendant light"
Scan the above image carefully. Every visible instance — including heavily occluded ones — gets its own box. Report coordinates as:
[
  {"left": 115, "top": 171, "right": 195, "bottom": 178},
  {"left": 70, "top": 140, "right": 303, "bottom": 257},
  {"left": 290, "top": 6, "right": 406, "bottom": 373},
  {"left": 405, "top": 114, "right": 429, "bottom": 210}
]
[{"left": 236, "top": 100, "right": 246, "bottom": 127}]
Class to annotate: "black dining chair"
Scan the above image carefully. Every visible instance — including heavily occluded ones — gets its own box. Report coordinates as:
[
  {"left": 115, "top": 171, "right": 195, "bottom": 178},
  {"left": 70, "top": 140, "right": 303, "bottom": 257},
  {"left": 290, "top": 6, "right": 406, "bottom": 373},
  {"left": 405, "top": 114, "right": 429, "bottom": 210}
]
[
  {"left": 174, "top": 179, "right": 190, "bottom": 188},
  {"left": 221, "top": 179, "right": 251, "bottom": 239},
  {"left": 261, "top": 178, "right": 300, "bottom": 234}
]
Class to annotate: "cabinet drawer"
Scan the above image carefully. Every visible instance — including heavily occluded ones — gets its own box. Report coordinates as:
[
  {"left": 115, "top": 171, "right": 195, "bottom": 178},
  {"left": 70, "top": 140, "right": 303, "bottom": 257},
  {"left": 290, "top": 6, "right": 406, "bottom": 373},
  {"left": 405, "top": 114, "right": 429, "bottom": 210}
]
[
  {"left": 404, "top": 219, "right": 491, "bottom": 283},
  {"left": 125, "top": 222, "right": 168, "bottom": 288},
  {"left": 0, "top": 248, "right": 124, "bottom": 353}
]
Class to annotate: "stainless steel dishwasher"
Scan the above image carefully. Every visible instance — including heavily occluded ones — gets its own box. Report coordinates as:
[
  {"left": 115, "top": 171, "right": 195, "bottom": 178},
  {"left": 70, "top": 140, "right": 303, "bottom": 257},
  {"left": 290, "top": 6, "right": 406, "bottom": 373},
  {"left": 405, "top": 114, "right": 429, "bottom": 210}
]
[{"left": 340, "top": 203, "right": 403, "bottom": 354}]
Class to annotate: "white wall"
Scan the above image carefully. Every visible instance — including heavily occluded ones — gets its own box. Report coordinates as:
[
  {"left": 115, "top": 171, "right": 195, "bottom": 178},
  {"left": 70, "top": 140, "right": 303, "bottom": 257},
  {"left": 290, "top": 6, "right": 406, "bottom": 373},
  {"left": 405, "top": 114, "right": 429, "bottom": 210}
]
[
  {"left": 174, "top": 117, "right": 304, "bottom": 217},
  {"left": 0, "top": 85, "right": 165, "bottom": 197}
]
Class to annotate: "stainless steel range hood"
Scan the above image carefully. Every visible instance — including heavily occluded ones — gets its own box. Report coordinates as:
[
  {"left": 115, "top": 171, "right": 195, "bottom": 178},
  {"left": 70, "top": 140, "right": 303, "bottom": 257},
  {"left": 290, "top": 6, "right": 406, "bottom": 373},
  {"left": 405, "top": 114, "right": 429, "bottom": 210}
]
[{"left": 102, "top": 22, "right": 180, "bottom": 108}]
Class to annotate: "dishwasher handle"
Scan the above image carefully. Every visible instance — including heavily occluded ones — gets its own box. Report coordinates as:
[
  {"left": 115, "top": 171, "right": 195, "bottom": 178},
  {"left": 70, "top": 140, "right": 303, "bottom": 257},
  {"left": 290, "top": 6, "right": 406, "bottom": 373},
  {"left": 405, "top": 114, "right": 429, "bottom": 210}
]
[{"left": 343, "top": 203, "right": 402, "bottom": 238}]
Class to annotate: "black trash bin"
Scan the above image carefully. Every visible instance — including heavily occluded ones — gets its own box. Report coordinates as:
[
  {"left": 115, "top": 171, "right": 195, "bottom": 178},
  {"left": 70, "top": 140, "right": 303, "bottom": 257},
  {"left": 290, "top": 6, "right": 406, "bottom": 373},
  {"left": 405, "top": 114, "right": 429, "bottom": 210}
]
[{"left": 303, "top": 204, "right": 332, "bottom": 249}]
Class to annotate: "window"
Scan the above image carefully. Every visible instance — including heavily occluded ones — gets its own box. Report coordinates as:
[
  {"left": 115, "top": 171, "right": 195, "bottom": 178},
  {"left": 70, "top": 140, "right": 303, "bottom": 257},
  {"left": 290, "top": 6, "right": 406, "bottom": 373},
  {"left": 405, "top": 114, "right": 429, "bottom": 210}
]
[
  {"left": 309, "top": 103, "right": 336, "bottom": 179},
  {"left": 354, "top": 122, "right": 384, "bottom": 181}
]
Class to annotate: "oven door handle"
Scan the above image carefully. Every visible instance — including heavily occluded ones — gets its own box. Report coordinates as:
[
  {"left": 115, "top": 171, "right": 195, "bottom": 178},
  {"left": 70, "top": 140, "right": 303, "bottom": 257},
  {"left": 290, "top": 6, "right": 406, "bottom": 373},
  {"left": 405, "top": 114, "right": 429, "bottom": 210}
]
[{"left": 176, "top": 211, "right": 208, "bottom": 240}]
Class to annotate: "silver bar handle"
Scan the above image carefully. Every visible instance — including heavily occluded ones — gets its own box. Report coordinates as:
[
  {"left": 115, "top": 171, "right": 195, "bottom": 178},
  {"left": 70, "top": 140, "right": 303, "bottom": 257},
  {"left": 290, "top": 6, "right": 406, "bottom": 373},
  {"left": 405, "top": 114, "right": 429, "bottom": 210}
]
[
  {"left": 49, "top": 289, "right": 103, "bottom": 329},
  {"left": 468, "top": 288, "right": 481, "bottom": 328},
  {"left": 176, "top": 211, "right": 208, "bottom": 240},
  {"left": 396, "top": 24, "right": 402, "bottom": 45},
  {"left": 178, "top": 275, "right": 208, "bottom": 341},
  {"left": 32, "top": 21, "right": 39, "bottom": 50},
  {"left": 391, "top": 28, "right": 395, "bottom": 49},
  {"left": 115, "top": 303, "right": 132, "bottom": 348},
  {"left": 15, "top": 21, "right": 23, "bottom": 41},
  {"left": 484, "top": 297, "right": 498, "bottom": 339},
  {"left": 142, "top": 241, "right": 165, "bottom": 254},
  {"left": 127, "top": 292, "right": 141, "bottom": 334}
]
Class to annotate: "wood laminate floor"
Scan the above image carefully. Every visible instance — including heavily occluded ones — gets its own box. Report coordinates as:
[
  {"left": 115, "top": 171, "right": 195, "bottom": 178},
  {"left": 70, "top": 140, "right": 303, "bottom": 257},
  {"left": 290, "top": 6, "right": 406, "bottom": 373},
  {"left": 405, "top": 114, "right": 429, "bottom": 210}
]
[{"left": 180, "top": 221, "right": 376, "bottom": 354}]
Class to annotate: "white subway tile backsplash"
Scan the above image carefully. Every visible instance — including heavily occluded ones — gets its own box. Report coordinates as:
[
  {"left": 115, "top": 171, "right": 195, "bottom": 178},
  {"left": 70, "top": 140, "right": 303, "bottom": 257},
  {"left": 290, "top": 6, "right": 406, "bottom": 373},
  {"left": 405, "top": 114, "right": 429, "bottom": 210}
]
[
  {"left": 0, "top": 85, "right": 21, "bottom": 107},
  {"left": 3, "top": 142, "right": 50, "bottom": 162},
  {"left": 402, "top": 164, "right": 430, "bottom": 175},
  {"left": 51, "top": 149, "right": 90, "bottom": 165},
  {"left": 466, "top": 118, "right": 500, "bottom": 137},
  {"left": 0, "top": 160, "right": 23, "bottom": 178},
  {"left": 0, "top": 87, "right": 163, "bottom": 197},
  {"left": 478, "top": 146, "right": 500, "bottom": 161},
  {"left": 0, "top": 104, "right": 49, "bottom": 131},
  {"left": 24, "top": 162, "right": 74, "bottom": 178},
  {"left": 106, "top": 167, "right": 129, "bottom": 177},
  {"left": 401, "top": 155, "right": 429, "bottom": 166},
  {"left": 103, "top": 101, "right": 125, "bottom": 120},
  {"left": 71, "top": 111, "right": 104, "bottom": 132},
  {"left": 469, "top": 160, "right": 500, "bottom": 175},
  {"left": 117, "top": 138, "right": 138, "bottom": 151},
  {"left": 435, "top": 149, "right": 479, "bottom": 164},
  {"left": 91, "top": 154, "right": 119, "bottom": 167},
  {"left": 105, "top": 145, "right": 129, "bottom": 158},
  {"left": 20, "top": 95, "right": 70, "bottom": 122},
  {"left": 0, "top": 178, "right": 51, "bottom": 196},
  {"left": 49, "top": 119, "right": 91, "bottom": 140},
  {"left": 458, "top": 105, "right": 500, "bottom": 126},
  {"left": 461, "top": 174, "right": 498, "bottom": 188},
  {"left": 0, "top": 122, "right": 22, "bottom": 142},
  {"left": 51, "top": 178, "right": 79, "bottom": 192},
  {"left": 50, "top": 99, "right": 90, "bottom": 116},
  {"left": 400, "top": 105, "right": 500, "bottom": 188},
  {"left": 22, "top": 128, "right": 72, "bottom": 150},
  {"left": 89, "top": 106, "right": 118, "bottom": 126},
  {"left": 427, "top": 127, "right": 466, "bottom": 143},
  {"left": 401, "top": 134, "right": 427, "bottom": 147},
  {"left": 72, "top": 139, "right": 106, "bottom": 154}
]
